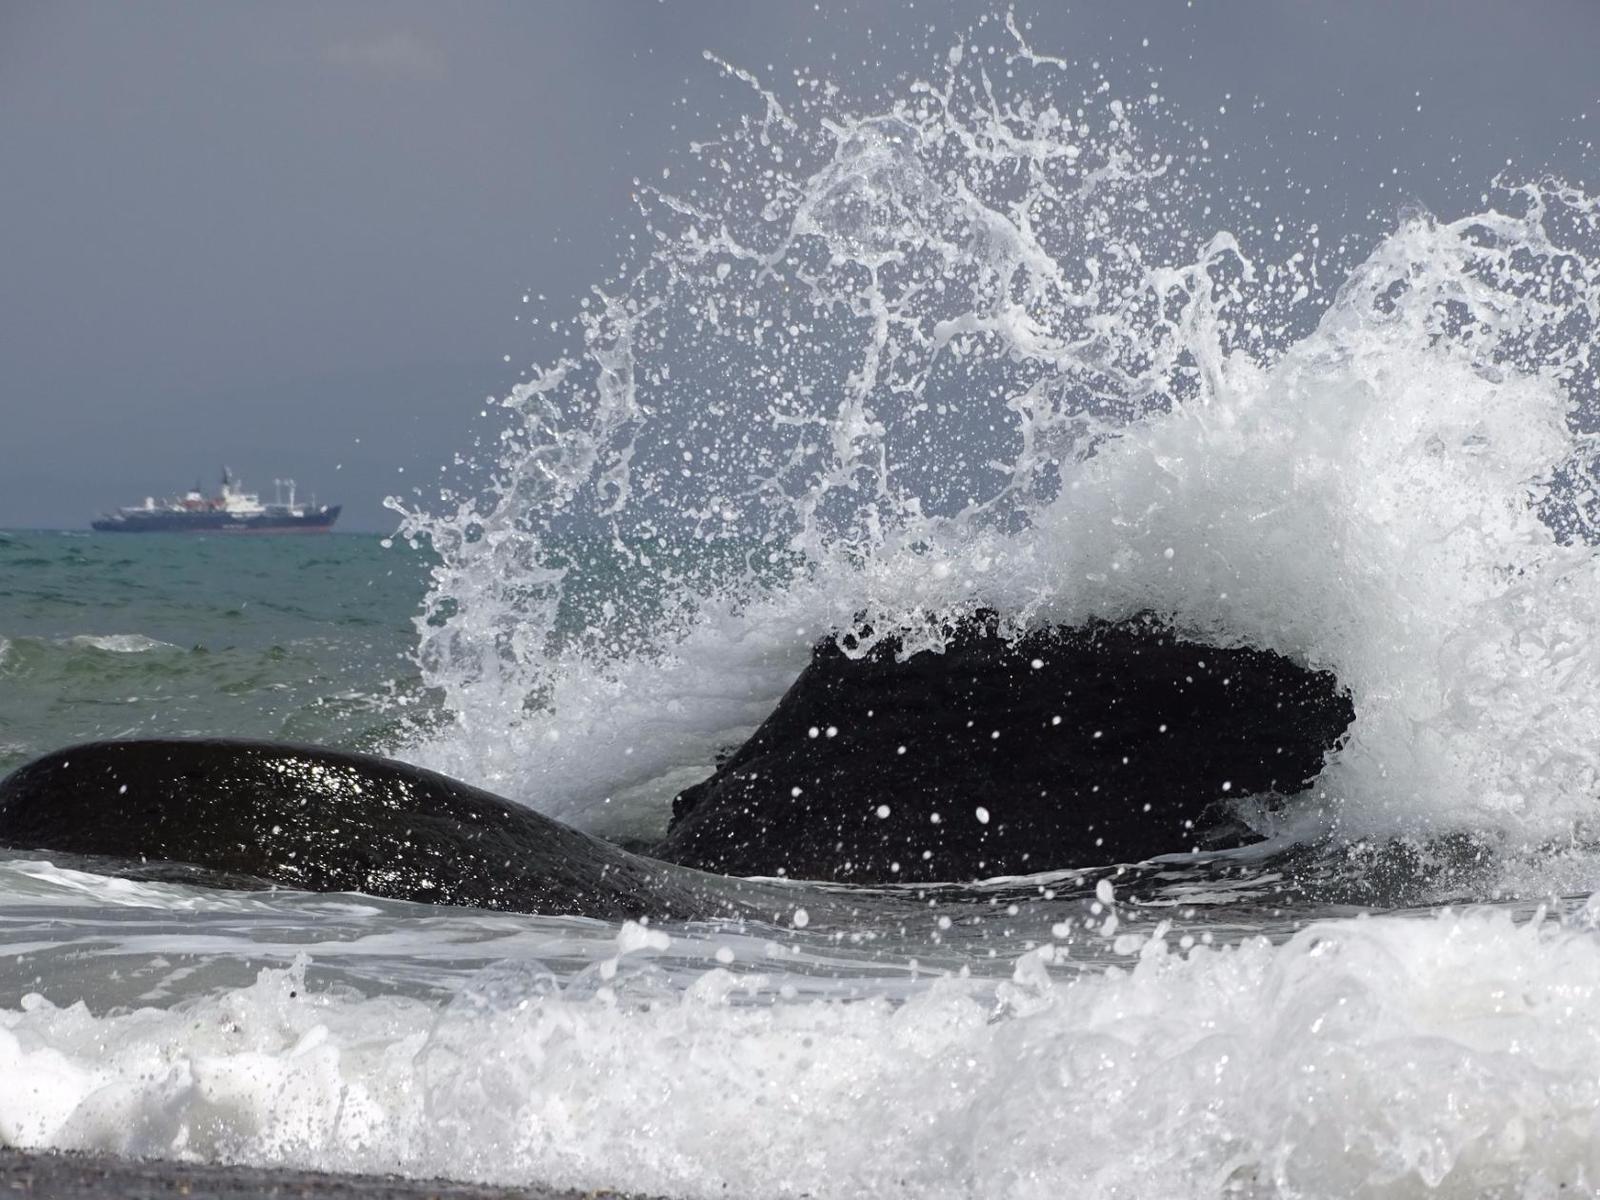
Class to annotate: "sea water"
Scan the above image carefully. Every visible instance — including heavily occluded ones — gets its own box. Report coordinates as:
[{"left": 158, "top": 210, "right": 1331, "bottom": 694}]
[{"left": 5, "top": 18, "right": 1600, "bottom": 1197}]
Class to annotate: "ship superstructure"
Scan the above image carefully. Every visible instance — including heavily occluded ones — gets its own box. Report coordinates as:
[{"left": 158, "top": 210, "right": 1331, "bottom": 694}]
[{"left": 91, "top": 470, "right": 341, "bottom": 533}]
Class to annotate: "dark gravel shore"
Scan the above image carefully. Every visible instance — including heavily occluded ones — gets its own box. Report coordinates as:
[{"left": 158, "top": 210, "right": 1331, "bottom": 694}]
[{"left": 0, "top": 1148, "right": 654, "bottom": 1200}]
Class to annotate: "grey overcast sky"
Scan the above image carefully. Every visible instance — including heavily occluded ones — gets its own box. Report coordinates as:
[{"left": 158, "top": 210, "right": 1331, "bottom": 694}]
[{"left": 2, "top": 1, "right": 1596, "bottom": 530}]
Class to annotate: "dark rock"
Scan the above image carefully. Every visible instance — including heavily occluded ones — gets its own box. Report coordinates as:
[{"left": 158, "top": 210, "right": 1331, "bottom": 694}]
[
  {"left": 655, "top": 615, "right": 1354, "bottom": 883},
  {"left": 0, "top": 738, "right": 760, "bottom": 921},
  {"left": 0, "top": 1146, "right": 657, "bottom": 1200}
]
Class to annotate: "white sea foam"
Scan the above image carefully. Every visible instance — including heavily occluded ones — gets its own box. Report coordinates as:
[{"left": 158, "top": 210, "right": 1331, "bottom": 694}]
[
  {"left": 3, "top": 907, "right": 1600, "bottom": 1197},
  {"left": 63, "top": 634, "right": 179, "bottom": 655}
]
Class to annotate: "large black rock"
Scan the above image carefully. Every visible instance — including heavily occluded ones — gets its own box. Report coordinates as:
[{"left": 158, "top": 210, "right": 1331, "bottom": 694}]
[
  {"left": 655, "top": 616, "right": 1355, "bottom": 883},
  {"left": 0, "top": 738, "right": 759, "bottom": 921}
]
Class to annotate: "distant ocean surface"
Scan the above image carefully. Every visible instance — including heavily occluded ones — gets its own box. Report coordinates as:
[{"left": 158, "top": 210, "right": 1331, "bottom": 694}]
[{"left": 0, "top": 531, "right": 435, "bottom": 774}]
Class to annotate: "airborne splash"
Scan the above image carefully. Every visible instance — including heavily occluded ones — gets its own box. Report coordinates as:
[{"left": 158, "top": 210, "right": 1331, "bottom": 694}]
[{"left": 394, "top": 26, "right": 1600, "bottom": 872}]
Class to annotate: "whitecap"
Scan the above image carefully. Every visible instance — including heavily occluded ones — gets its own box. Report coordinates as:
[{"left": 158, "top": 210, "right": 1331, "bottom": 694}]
[{"left": 63, "top": 634, "right": 179, "bottom": 655}]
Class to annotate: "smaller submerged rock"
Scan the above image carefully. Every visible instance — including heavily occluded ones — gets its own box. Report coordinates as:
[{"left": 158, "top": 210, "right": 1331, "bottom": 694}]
[
  {"left": 0, "top": 738, "right": 750, "bottom": 920},
  {"left": 656, "top": 615, "right": 1354, "bottom": 883}
]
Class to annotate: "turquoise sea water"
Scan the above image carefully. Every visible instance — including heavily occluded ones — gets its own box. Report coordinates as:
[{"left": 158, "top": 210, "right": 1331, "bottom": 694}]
[{"left": 0, "top": 531, "right": 436, "bottom": 774}]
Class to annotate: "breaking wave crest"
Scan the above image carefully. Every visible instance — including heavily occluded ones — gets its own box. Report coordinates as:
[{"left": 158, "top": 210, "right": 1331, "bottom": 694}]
[{"left": 391, "top": 29, "right": 1600, "bottom": 871}]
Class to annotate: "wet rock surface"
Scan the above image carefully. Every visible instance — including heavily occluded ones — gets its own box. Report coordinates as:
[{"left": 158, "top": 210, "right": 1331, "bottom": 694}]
[
  {"left": 0, "top": 1148, "right": 651, "bottom": 1200},
  {"left": 656, "top": 616, "right": 1355, "bottom": 883},
  {"left": 0, "top": 738, "right": 746, "bottom": 921}
]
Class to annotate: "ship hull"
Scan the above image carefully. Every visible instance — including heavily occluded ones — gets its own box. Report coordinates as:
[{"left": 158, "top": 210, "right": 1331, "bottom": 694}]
[{"left": 91, "top": 506, "right": 341, "bottom": 534}]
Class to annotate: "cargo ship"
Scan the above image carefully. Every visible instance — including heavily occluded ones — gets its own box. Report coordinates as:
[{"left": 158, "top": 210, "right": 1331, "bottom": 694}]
[{"left": 91, "top": 470, "right": 340, "bottom": 534}]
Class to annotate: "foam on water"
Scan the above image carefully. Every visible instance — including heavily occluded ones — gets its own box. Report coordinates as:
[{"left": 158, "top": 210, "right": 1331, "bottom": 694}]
[
  {"left": 64, "top": 634, "right": 180, "bottom": 654},
  {"left": 6, "top": 904, "right": 1600, "bottom": 1197}
]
